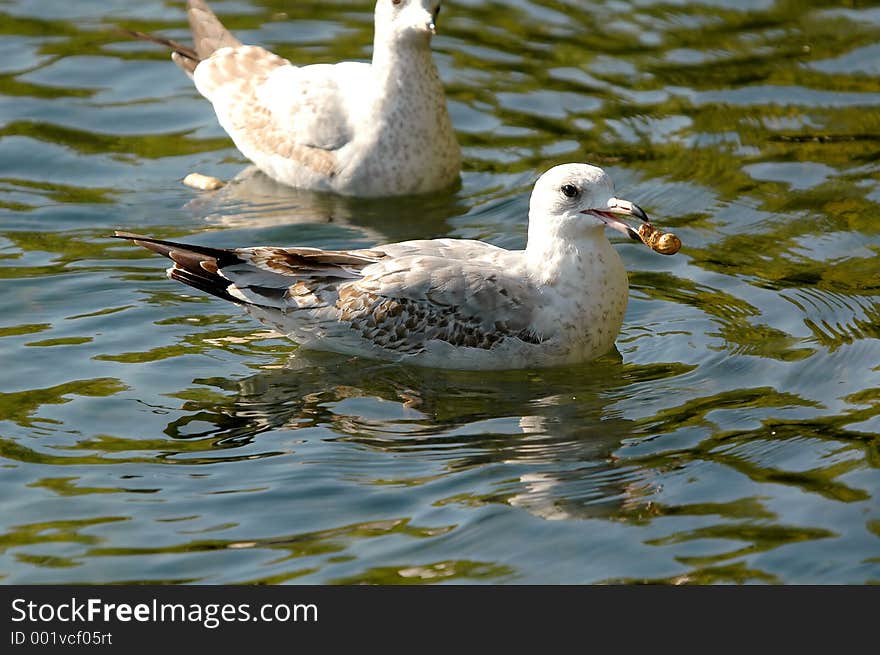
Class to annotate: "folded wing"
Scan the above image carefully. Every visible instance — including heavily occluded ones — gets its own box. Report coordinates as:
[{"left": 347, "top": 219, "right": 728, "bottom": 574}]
[{"left": 116, "top": 233, "right": 541, "bottom": 355}]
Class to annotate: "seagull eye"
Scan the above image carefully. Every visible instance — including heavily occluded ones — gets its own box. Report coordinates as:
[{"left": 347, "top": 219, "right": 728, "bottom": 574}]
[
  {"left": 392, "top": 0, "right": 402, "bottom": 5},
  {"left": 561, "top": 184, "right": 579, "bottom": 199}
]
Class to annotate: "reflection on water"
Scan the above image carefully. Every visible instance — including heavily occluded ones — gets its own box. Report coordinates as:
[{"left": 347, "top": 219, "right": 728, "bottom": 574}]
[
  {"left": 0, "top": 0, "right": 879, "bottom": 583},
  {"left": 188, "top": 166, "right": 471, "bottom": 244}
]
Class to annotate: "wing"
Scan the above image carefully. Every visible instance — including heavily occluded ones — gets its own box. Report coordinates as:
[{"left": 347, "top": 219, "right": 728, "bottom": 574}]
[
  {"left": 125, "top": 0, "right": 363, "bottom": 175},
  {"left": 116, "top": 234, "right": 540, "bottom": 356},
  {"left": 192, "top": 47, "right": 365, "bottom": 176},
  {"left": 335, "top": 249, "right": 542, "bottom": 354}
]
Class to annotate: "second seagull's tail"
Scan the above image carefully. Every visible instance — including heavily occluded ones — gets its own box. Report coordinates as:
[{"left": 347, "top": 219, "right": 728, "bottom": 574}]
[
  {"left": 185, "top": 0, "right": 242, "bottom": 59},
  {"left": 122, "top": 0, "right": 242, "bottom": 77}
]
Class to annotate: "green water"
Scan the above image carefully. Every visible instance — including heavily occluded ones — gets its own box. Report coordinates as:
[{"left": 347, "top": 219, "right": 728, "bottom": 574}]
[{"left": 1, "top": 0, "right": 879, "bottom": 584}]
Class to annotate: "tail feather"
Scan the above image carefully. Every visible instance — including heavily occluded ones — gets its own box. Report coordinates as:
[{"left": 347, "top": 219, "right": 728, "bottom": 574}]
[
  {"left": 114, "top": 232, "right": 337, "bottom": 311},
  {"left": 114, "top": 231, "right": 242, "bottom": 304},
  {"left": 168, "top": 266, "right": 241, "bottom": 304},
  {"left": 122, "top": 0, "right": 242, "bottom": 76},
  {"left": 186, "top": 0, "right": 242, "bottom": 59},
  {"left": 120, "top": 29, "right": 201, "bottom": 75}
]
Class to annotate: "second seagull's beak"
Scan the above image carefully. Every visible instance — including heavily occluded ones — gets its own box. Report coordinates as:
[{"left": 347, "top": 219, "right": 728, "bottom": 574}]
[{"left": 428, "top": 5, "right": 441, "bottom": 34}]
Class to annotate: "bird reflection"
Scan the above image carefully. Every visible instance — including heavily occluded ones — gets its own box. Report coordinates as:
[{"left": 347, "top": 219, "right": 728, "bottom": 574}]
[
  {"left": 161, "top": 348, "right": 684, "bottom": 522},
  {"left": 184, "top": 166, "right": 469, "bottom": 244}
]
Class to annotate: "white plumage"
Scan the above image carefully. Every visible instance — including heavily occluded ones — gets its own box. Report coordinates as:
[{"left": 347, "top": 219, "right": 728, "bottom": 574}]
[{"left": 132, "top": 0, "right": 460, "bottom": 197}]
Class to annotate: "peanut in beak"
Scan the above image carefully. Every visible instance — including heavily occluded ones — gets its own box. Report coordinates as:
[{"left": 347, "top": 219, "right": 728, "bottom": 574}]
[{"left": 637, "top": 223, "right": 681, "bottom": 255}]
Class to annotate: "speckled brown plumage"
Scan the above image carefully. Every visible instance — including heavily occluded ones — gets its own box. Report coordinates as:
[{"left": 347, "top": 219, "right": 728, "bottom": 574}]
[{"left": 336, "top": 288, "right": 542, "bottom": 354}]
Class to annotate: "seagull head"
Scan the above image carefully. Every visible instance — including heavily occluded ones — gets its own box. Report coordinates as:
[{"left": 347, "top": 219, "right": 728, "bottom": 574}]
[
  {"left": 528, "top": 163, "right": 648, "bottom": 243},
  {"left": 375, "top": 0, "right": 443, "bottom": 44}
]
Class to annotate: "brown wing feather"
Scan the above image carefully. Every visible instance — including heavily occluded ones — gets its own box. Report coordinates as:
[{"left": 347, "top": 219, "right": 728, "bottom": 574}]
[
  {"left": 335, "top": 286, "right": 541, "bottom": 354},
  {"left": 191, "top": 46, "right": 344, "bottom": 176}
]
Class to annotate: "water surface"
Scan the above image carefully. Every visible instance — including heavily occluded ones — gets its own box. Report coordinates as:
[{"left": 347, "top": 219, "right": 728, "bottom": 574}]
[{"left": 1, "top": 0, "right": 879, "bottom": 584}]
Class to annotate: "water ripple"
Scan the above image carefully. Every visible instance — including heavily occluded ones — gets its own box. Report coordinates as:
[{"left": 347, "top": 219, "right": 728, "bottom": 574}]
[{"left": 1, "top": 0, "right": 879, "bottom": 584}]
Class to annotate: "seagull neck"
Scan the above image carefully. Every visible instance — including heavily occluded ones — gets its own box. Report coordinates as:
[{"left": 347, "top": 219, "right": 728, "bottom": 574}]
[
  {"left": 371, "top": 38, "right": 439, "bottom": 95},
  {"left": 525, "top": 224, "right": 608, "bottom": 286}
]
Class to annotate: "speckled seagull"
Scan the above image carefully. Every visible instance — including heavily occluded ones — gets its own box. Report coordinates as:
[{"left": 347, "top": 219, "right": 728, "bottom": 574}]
[
  {"left": 116, "top": 164, "right": 656, "bottom": 370},
  {"left": 127, "top": 0, "right": 460, "bottom": 196}
]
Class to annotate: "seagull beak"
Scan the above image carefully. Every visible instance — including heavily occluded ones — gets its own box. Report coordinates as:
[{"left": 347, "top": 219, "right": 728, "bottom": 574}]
[
  {"left": 582, "top": 197, "right": 650, "bottom": 242},
  {"left": 606, "top": 197, "right": 649, "bottom": 223}
]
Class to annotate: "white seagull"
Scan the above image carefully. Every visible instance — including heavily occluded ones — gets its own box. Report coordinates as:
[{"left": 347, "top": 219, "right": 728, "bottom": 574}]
[
  {"left": 116, "top": 164, "right": 664, "bottom": 370},
  {"left": 127, "top": 0, "right": 461, "bottom": 197}
]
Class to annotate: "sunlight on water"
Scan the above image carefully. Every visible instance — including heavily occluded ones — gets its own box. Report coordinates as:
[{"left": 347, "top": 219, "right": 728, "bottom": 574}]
[{"left": 0, "top": 0, "right": 878, "bottom": 584}]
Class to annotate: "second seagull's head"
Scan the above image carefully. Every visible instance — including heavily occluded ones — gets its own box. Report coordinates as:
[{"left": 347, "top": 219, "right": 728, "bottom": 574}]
[{"left": 375, "top": 0, "right": 443, "bottom": 46}]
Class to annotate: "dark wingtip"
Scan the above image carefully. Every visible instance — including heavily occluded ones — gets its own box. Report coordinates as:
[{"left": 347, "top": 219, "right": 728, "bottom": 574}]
[
  {"left": 112, "top": 231, "right": 180, "bottom": 260},
  {"left": 118, "top": 28, "right": 200, "bottom": 64},
  {"left": 118, "top": 28, "right": 148, "bottom": 40},
  {"left": 113, "top": 230, "right": 145, "bottom": 240},
  {"left": 112, "top": 231, "right": 242, "bottom": 265},
  {"left": 113, "top": 231, "right": 244, "bottom": 304}
]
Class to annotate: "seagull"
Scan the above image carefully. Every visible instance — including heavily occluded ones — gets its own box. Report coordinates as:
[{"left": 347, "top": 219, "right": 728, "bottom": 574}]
[
  {"left": 126, "top": 0, "right": 461, "bottom": 197},
  {"left": 115, "top": 164, "right": 660, "bottom": 370}
]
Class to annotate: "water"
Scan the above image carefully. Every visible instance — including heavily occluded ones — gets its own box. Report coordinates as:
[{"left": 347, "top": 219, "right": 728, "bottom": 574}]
[{"left": 1, "top": 0, "right": 879, "bottom": 584}]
